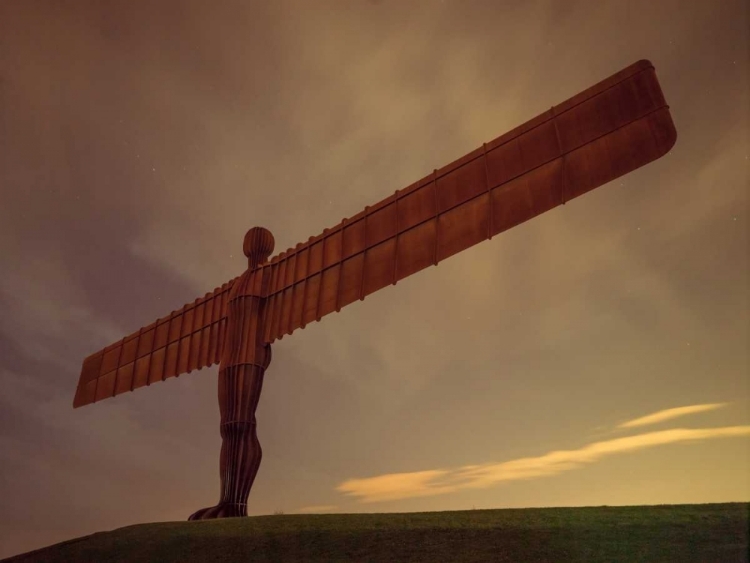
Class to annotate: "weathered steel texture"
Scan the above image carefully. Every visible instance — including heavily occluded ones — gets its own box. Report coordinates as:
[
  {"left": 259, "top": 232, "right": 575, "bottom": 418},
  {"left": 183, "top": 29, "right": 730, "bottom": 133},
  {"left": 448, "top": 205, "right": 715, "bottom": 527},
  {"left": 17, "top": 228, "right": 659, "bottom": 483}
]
[
  {"left": 72, "top": 278, "right": 238, "bottom": 408},
  {"left": 259, "top": 59, "right": 676, "bottom": 344},
  {"left": 189, "top": 230, "right": 274, "bottom": 519},
  {"left": 72, "top": 61, "right": 676, "bottom": 520}
]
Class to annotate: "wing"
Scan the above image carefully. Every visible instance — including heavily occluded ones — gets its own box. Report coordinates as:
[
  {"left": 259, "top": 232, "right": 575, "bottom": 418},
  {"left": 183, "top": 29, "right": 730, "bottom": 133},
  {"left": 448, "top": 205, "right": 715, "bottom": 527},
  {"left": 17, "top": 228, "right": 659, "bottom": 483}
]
[
  {"left": 259, "top": 59, "right": 676, "bottom": 343},
  {"left": 73, "top": 277, "right": 239, "bottom": 408}
]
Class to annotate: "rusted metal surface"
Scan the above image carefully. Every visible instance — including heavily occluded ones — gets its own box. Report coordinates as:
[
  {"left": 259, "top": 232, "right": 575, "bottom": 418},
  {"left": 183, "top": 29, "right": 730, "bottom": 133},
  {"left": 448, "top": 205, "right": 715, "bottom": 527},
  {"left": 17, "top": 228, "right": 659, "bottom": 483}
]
[
  {"left": 189, "top": 230, "right": 274, "bottom": 519},
  {"left": 72, "top": 60, "right": 676, "bottom": 520}
]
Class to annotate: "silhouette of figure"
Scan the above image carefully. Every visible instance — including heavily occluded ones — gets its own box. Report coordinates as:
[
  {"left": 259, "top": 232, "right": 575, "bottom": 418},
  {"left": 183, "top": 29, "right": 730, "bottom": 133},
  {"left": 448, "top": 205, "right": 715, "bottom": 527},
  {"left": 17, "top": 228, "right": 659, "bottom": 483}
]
[{"left": 188, "top": 227, "right": 274, "bottom": 520}]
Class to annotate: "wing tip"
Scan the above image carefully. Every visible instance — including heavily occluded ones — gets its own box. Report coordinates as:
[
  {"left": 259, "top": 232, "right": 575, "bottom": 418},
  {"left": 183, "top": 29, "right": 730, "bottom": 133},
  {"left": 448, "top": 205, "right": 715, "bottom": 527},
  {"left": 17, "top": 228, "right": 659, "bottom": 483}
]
[
  {"left": 651, "top": 107, "right": 678, "bottom": 160},
  {"left": 72, "top": 388, "right": 89, "bottom": 409},
  {"left": 660, "top": 114, "right": 678, "bottom": 156},
  {"left": 634, "top": 58, "right": 654, "bottom": 71}
]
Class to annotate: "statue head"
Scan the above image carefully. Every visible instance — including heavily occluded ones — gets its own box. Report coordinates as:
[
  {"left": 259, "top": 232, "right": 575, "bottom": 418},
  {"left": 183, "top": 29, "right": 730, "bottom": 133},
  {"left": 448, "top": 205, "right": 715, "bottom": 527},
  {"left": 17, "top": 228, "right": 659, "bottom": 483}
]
[{"left": 243, "top": 227, "right": 275, "bottom": 269}]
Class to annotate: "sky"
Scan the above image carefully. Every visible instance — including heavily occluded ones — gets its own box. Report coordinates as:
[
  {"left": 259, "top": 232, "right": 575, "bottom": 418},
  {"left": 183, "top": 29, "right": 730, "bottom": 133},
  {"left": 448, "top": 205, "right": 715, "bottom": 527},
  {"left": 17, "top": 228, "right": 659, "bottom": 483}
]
[{"left": 0, "top": 0, "right": 748, "bottom": 558}]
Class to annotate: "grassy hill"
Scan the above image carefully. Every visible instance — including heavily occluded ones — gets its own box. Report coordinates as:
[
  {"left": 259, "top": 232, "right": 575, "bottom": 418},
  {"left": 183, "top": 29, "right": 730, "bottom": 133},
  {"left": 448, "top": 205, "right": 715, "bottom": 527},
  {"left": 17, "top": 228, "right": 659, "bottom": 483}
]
[{"left": 3, "top": 503, "right": 748, "bottom": 562}]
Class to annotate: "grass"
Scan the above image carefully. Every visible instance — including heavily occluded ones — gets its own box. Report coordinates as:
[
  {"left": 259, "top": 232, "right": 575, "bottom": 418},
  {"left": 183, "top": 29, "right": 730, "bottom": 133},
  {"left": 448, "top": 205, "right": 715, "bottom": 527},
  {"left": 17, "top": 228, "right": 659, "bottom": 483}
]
[{"left": 3, "top": 503, "right": 748, "bottom": 562}]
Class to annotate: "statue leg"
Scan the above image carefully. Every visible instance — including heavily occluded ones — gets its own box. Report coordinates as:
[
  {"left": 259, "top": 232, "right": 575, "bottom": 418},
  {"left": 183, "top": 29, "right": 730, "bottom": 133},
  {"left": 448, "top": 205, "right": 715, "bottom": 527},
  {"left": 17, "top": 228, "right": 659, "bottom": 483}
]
[{"left": 188, "top": 345, "right": 271, "bottom": 520}]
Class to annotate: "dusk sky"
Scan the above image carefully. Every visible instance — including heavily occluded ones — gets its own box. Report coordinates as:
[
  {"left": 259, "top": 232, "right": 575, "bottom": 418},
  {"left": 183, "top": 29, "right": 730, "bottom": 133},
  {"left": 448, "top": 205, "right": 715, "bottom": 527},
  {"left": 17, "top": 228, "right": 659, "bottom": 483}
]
[{"left": 1, "top": 0, "right": 748, "bottom": 558}]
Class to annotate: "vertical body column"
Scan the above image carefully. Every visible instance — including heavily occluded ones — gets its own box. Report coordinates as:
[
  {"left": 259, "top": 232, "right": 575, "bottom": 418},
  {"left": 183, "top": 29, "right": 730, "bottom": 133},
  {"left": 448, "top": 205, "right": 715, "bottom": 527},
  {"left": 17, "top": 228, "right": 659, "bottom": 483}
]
[
  {"left": 219, "top": 268, "right": 271, "bottom": 515},
  {"left": 189, "top": 227, "right": 275, "bottom": 521}
]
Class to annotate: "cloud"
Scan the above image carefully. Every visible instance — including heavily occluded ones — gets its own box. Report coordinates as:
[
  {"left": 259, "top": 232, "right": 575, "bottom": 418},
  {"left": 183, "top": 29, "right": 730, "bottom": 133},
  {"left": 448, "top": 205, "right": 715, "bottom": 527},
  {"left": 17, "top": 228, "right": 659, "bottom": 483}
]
[
  {"left": 0, "top": 252, "right": 127, "bottom": 375},
  {"left": 337, "top": 469, "right": 458, "bottom": 503},
  {"left": 336, "top": 425, "right": 750, "bottom": 503},
  {"left": 295, "top": 505, "right": 338, "bottom": 513},
  {"left": 618, "top": 403, "right": 728, "bottom": 429}
]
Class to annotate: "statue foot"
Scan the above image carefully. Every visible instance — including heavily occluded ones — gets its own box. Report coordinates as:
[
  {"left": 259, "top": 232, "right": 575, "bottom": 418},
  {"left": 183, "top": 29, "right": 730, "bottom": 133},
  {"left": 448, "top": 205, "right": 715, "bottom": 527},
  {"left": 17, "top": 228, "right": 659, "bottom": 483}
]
[{"left": 188, "top": 502, "right": 246, "bottom": 521}]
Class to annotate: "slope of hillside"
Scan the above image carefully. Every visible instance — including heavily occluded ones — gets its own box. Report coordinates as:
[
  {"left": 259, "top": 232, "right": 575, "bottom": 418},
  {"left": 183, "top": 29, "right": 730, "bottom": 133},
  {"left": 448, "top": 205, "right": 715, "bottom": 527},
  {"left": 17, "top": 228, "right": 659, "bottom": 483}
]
[{"left": 3, "top": 503, "right": 748, "bottom": 563}]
